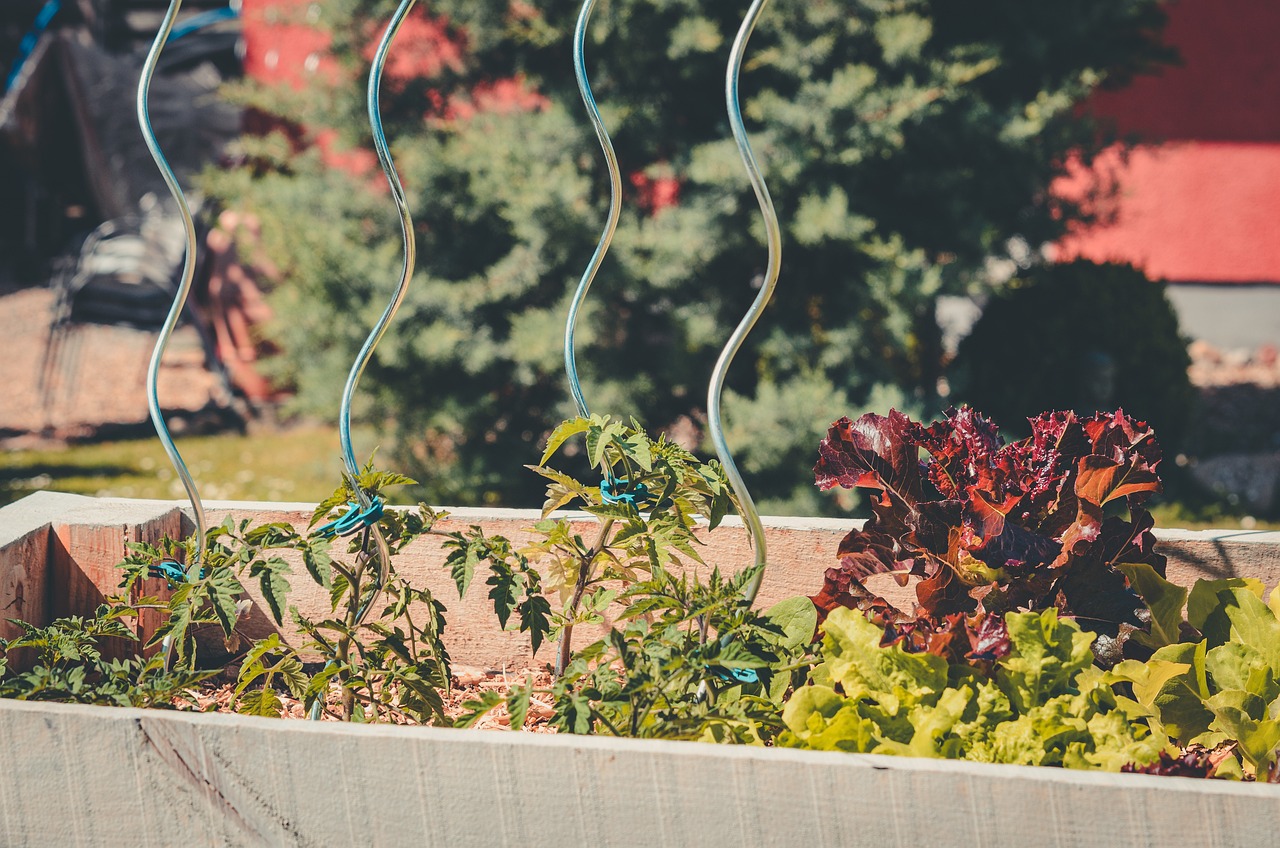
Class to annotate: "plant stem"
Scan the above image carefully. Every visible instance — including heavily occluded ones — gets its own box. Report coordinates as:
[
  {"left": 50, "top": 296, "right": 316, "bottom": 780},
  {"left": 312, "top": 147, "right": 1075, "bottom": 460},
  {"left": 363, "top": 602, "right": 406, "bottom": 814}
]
[
  {"left": 337, "top": 527, "right": 371, "bottom": 721},
  {"left": 556, "top": 518, "right": 614, "bottom": 675}
]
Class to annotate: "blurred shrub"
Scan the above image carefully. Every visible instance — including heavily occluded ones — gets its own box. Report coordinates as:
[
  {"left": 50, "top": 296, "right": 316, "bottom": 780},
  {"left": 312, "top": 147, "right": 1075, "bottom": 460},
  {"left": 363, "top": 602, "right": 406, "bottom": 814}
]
[{"left": 950, "top": 260, "right": 1193, "bottom": 449}]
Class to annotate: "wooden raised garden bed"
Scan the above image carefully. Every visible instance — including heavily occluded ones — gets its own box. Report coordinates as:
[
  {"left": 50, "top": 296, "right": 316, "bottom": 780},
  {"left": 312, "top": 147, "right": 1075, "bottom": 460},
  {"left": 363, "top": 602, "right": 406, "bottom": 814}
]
[{"left": 1, "top": 491, "right": 1279, "bottom": 847}]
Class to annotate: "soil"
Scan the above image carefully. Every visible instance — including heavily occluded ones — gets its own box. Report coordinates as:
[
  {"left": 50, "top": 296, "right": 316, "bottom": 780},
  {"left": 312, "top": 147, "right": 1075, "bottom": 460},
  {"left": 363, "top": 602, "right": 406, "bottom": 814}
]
[{"left": 180, "top": 665, "right": 559, "bottom": 732}]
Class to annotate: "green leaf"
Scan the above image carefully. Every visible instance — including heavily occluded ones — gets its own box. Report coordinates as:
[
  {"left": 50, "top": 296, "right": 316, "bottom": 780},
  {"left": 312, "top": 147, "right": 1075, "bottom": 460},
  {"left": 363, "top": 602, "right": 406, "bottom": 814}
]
[
  {"left": 707, "top": 487, "right": 730, "bottom": 531},
  {"left": 251, "top": 557, "right": 293, "bottom": 626},
  {"left": 1222, "top": 591, "right": 1280, "bottom": 672},
  {"left": 444, "top": 533, "right": 482, "bottom": 598},
  {"left": 1206, "top": 691, "right": 1280, "bottom": 772},
  {"left": 781, "top": 685, "right": 877, "bottom": 752},
  {"left": 311, "top": 488, "right": 352, "bottom": 530},
  {"left": 1118, "top": 562, "right": 1186, "bottom": 649},
  {"left": 454, "top": 690, "right": 504, "bottom": 728},
  {"left": 237, "top": 688, "right": 283, "bottom": 718},
  {"left": 1108, "top": 658, "right": 1190, "bottom": 709},
  {"left": 507, "top": 680, "right": 533, "bottom": 729},
  {"left": 587, "top": 419, "right": 624, "bottom": 469},
  {"left": 329, "top": 572, "right": 350, "bottom": 612},
  {"left": 518, "top": 592, "right": 553, "bottom": 656},
  {"left": 555, "top": 689, "right": 594, "bottom": 735},
  {"left": 304, "top": 663, "right": 340, "bottom": 712},
  {"left": 303, "top": 540, "right": 333, "bottom": 590},
  {"left": 763, "top": 596, "right": 818, "bottom": 651},
  {"left": 487, "top": 562, "right": 519, "bottom": 629},
  {"left": 1204, "top": 642, "right": 1279, "bottom": 703},
  {"left": 1187, "top": 578, "right": 1266, "bottom": 645},
  {"left": 623, "top": 433, "right": 653, "bottom": 473},
  {"left": 821, "top": 607, "right": 948, "bottom": 701},
  {"left": 276, "top": 655, "right": 309, "bottom": 700},
  {"left": 583, "top": 502, "right": 640, "bottom": 522},
  {"left": 995, "top": 610, "right": 1094, "bottom": 714},
  {"left": 238, "top": 634, "right": 283, "bottom": 679},
  {"left": 541, "top": 418, "right": 591, "bottom": 466},
  {"left": 207, "top": 569, "right": 243, "bottom": 638},
  {"left": 1144, "top": 641, "right": 1215, "bottom": 744}
]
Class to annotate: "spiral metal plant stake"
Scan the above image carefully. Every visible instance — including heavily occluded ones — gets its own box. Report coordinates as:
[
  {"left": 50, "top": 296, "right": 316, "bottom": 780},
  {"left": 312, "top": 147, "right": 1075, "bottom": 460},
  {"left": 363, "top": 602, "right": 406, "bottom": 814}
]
[
  {"left": 137, "top": 0, "right": 205, "bottom": 671},
  {"left": 308, "top": 0, "right": 417, "bottom": 720},
  {"left": 709, "top": 0, "right": 781, "bottom": 608},
  {"left": 554, "top": 0, "right": 625, "bottom": 675},
  {"left": 564, "top": 0, "right": 622, "bottom": 419}
]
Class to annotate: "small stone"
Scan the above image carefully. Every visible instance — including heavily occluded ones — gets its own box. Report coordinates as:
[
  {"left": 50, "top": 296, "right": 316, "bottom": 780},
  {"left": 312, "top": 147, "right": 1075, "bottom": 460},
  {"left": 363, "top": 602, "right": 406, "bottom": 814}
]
[{"left": 452, "top": 665, "right": 487, "bottom": 686}]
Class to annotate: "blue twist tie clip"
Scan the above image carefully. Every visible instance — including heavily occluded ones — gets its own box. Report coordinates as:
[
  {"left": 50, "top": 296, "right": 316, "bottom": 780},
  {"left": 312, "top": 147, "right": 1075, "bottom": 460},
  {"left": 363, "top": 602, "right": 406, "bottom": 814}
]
[
  {"left": 600, "top": 475, "right": 651, "bottom": 508},
  {"left": 314, "top": 495, "right": 385, "bottom": 539},
  {"left": 148, "top": 560, "right": 208, "bottom": 583},
  {"left": 148, "top": 560, "right": 188, "bottom": 583},
  {"left": 714, "top": 666, "right": 760, "bottom": 685}
]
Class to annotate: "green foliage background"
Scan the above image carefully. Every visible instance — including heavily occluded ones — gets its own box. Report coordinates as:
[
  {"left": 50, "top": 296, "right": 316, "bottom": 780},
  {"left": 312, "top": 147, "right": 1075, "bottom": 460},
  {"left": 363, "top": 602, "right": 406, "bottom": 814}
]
[
  {"left": 204, "top": 0, "right": 1173, "bottom": 511},
  {"left": 951, "top": 260, "right": 1194, "bottom": 449}
]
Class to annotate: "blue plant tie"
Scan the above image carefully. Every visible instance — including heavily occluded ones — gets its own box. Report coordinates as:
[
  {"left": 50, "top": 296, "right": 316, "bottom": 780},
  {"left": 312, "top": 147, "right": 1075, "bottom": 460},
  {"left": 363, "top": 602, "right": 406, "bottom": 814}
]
[
  {"left": 148, "top": 560, "right": 208, "bottom": 584},
  {"left": 314, "top": 496, "right": 385, "bottom": 539},
  {"left": 600, "top": 475, "right": 650, "bottom": 508},
  {"left": 714, "top": 666, "right": 759, "bottom": 685},
  {"left": 148, "top": 560, "right": 188, "bottom": 584}
]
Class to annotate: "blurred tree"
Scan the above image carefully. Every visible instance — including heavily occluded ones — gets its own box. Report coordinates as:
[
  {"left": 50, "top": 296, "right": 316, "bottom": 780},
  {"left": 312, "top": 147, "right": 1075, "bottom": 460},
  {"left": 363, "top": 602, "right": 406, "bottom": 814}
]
[{"left": 204, "top": 0, "right": 1173, "bottom": 511}]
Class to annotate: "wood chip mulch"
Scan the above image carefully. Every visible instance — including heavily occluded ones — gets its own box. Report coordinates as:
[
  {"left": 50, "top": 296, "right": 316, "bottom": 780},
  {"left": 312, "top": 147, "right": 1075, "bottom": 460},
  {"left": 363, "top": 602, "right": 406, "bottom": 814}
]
[{"left": 173, "top": 665, "right": 558, "bottom": 731}]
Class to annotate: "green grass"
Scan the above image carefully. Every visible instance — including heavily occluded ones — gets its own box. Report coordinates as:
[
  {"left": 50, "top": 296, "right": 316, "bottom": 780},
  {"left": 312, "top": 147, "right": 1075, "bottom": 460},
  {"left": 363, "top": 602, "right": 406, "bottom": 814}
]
[
  {"left": 1149, "top": 503, "right": 1278, "bottom": 533},
  {"left": 3, "top": 427, "right": 1275, "bottom": 532},
  {"left": 0, "top": 425, "right": 379, "bottom": 506}
]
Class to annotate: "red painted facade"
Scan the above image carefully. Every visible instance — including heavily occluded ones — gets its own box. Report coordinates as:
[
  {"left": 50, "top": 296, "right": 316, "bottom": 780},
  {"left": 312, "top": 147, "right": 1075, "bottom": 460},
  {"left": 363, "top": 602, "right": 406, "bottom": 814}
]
[{"left": 1057, "top": 0, "right": 1280, "bottom": 283}]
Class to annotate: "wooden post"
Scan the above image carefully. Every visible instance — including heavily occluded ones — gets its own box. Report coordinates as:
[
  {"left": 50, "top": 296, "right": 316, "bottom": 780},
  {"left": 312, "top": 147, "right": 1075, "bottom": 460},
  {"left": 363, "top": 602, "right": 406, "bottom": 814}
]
[{"left": 48, "top": 499, "right": 185, "bottom": 659}]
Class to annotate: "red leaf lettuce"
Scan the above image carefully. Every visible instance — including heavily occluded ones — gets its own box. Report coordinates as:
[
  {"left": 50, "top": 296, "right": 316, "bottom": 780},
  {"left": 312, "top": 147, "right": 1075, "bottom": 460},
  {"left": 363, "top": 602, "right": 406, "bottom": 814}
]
[{"left": 811, "top": 407, "right": 1165, "bottom": 666}]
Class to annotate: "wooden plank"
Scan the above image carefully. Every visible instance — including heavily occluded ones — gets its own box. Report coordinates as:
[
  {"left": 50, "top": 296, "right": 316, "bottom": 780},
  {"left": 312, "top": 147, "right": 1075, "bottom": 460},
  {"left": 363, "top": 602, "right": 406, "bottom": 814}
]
[
  {"left": 0, "top": 526, "right": 50, "bottom": 671},
  {"left": 7, "top": 495, "right": 1280, "bottom": 671},
  {"left": 49, "top": 502, "right": 184, "bottom": 659},
  {"left": 1, "top": 698, "right": 1277, "bottom": 848}
]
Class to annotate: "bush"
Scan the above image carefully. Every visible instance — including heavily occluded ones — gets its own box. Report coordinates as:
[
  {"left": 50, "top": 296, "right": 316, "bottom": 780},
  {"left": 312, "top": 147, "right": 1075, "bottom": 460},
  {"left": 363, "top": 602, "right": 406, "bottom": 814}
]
[{"left": 950, "top": 261, "right": 1193, "bottom": 450}]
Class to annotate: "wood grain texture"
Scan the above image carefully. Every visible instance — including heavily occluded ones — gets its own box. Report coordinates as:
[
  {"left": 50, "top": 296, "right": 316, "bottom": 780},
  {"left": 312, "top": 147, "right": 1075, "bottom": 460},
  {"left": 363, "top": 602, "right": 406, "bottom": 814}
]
[
  {"left": 0, "top": 528, "right": 49, "bottom": 670},
  {"left": 3, "top": 495, "right": 1280, "bottom": 669},
  {"left": 48, "top": 501, "right": 184, "bottom": 659},
  {"left": 0, "top": 698, "right": 1275, "bottom": 848}
]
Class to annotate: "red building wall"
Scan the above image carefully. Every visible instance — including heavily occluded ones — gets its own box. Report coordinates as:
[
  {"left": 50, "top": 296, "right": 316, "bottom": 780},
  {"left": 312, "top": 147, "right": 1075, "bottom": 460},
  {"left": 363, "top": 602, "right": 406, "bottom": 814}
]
[{"left": 1056, "top": 0, "right": 1280, "bottom": 284}]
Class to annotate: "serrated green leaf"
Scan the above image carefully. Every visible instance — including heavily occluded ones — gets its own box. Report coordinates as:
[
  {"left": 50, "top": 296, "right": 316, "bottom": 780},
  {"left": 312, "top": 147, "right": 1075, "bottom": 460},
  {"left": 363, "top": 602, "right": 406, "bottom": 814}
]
[
  {"left": 329, "top": 572, "right": 350, "bottom": 611},
  {"left": 251, "top": 557, "right": 293, "bottom": 626},
  {"left": 625, "top": 434, "right": 653, "bottom": 472},
  {"left": 707, "top": 488, "right": 730, "bottom": 530},
  {"left": 277, "top": 655, "right": 308, "bottom": 699},
  {"left": 238, "top": 634, "right": 282, "bottom": 678},
  {"left": 583, "top": 502, "right": 641, "bottom": 521},
  {"left": 586, "top": 420, "right": 624, "bottom": 468},
  {"left": 508, "top": 680, "right": 533, "bottom": 729},
  {"left": 454, "top": 690, "right": 504, "bottom": 728},
  {"left": 518, "top": 593, "right": 553, "bottom": 655},
  {"left": 305, "top": 663, "right": 340, "bottom": 708},
  {"left": 237, "top": 688, "right": 283, "bottom": 718},
  {"left": 303, "top": 541, "right": 333, "bottom": 590},
  {"left": 541, "top": 418, "right": 591, "bottom": 465}
]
